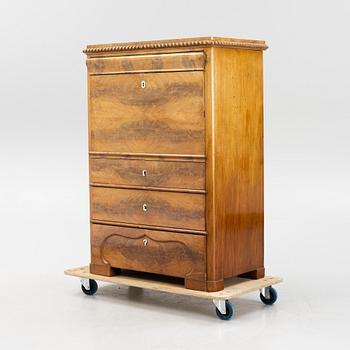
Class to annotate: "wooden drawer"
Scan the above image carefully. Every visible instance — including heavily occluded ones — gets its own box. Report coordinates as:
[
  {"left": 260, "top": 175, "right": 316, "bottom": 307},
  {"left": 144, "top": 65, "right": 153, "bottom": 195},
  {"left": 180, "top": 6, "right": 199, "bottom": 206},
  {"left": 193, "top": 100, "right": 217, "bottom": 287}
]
[
  {"left": 86, "top": 52, "right": 205, "bottom": 75},
  {"left": 91, "top": 187, "right": 205, "bottom": 231},
  {"left": 89, "top": 71, "right": 204, "bottom": 155},
  {"left": 90, "top": 224, "right": 206, "bottom": 281},
  {"left": 90, "top": 157, "right": 205, "bottom": 190}
]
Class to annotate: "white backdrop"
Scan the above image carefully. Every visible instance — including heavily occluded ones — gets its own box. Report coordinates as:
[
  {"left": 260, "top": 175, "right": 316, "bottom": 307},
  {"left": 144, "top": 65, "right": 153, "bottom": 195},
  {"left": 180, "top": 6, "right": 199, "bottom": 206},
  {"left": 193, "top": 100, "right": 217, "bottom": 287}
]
[{"left": 0, "top": 1, "right": 349, "bottom": 349}]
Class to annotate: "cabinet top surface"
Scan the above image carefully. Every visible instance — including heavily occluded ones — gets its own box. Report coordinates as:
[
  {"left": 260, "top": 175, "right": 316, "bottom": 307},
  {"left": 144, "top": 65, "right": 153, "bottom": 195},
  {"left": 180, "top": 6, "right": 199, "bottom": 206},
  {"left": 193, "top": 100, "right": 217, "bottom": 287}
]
[{"left": 84, "top": 36, "right": 268, "bottom": 55}]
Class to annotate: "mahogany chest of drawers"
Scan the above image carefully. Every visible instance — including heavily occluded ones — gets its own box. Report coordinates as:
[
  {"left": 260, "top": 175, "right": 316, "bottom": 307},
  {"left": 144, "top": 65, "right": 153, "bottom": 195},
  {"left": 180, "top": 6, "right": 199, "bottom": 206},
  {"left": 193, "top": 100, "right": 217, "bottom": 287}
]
[{"left": 84, "top": 37, "right": 268, "bottom": 292}]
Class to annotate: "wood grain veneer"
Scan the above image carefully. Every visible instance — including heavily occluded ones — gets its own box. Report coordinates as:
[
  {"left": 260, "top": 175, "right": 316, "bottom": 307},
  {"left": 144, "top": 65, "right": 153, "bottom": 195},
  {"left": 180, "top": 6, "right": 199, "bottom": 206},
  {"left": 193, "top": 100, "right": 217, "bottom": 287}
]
[
  {"left": 90, "top": 157, "right": 205, "bottom": 190},
  {"left": 87, "top": 52, "right": 205, "bottom": 75},
  {"left": 85, "top": 38, "right": 267, "bottom": 292},
  {"left": 208, "top": 48, "right": 264, "bottom": 285},
  {"left": 90, "top": 224, "right": 206, "bottom": 290},
  {"left": 89, "top": 71, "right": 204, "bottom": 155},
  {"left": 90, "top": 187, "right": 205, "bottom": 231}
]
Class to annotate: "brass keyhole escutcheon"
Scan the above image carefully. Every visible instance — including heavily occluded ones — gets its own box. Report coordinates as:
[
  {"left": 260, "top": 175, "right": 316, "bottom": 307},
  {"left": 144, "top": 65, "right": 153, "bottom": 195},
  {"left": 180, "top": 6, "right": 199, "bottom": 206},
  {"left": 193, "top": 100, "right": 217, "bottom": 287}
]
[
  {"left": 142, "top": 169, "right": 147, "bottom": 177},
  {"left": 143, "top": 239, "right": 148, "bottom": 246},
  {"left": 141, "top": 80, "right": 146, "bottom": 89},
  {"left": 142, "top": 203, "right": 148, "bottom": 212}
]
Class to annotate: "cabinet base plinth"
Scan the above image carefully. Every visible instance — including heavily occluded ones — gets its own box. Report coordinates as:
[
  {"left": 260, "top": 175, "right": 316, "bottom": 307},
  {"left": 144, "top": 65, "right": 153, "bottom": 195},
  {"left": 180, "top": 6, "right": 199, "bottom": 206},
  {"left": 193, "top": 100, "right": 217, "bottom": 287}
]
[
  {"left": 184, "top": 277, "right": 207, "bottom": 291},
  {"left": 238, "top": 267, "right": 265, "bottom": 279},
  {"left": 90, "top": 263, "right": 120, "bottom": 277},
  {"left": 206, "top": 279, "right": 225, "bottom": 292}
]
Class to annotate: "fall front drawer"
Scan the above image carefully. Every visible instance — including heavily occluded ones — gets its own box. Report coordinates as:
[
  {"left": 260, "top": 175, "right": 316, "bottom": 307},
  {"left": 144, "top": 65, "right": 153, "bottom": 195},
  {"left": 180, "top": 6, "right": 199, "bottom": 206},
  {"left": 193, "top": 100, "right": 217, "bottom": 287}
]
[
  {"left": 90, "top": 157, "right": 205, "bottom": 190},
  {"left": 91, "top": 187, "right": 205, "bottom": 231},
  {"left": 90, "top": 224, "right": 206, "bottom": 285},
  {"left": 89, "top": 71, "right": 204, "bottom": 155}
]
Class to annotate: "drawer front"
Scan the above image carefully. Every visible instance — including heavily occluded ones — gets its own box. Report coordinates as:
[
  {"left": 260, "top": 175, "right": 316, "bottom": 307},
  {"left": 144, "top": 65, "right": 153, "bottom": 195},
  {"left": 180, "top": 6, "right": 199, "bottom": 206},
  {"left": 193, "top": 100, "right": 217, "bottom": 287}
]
[
  {"left": 90, "top": 157, "right": 205, "bottom": 190},
  {"left": 91, "top": 224, "right": 206, "bottom": 280},
  {"left": 89, "top": 71, "right": 204, "bottom": 155},
  {"left": 87, "top": 52, "right": 205, "bottom": 75},
  {"left": 91, "top": 187, "right": 205, "bottom": 231}
]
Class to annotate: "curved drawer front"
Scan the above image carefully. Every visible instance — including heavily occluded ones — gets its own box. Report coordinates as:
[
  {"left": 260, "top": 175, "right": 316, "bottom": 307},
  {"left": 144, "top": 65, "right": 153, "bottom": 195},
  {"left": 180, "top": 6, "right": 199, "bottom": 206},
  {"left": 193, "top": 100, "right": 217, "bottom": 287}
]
[
  {"left": 91, "top": 187, "right": 205, "bottom": 231},
  {"left": 91, "top": 224, "right": 206, "bottom": 280},
  {"left": 89, "top": 71, "right": 204, "bottom": 155},
  {"left": 90, "top": 157, "right": 205, "bottom": 190}
]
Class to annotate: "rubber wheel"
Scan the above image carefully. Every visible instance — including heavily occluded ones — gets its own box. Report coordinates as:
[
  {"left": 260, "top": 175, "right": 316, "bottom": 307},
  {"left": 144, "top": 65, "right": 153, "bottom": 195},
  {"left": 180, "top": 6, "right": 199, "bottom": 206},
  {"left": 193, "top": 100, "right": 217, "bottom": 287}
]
[
  {"left": 215, "top": 301, "right": 234, "bottom": 320},
  {"left": 260, "top": 286, "right": 278, "bottom": 305},
  {"left": 81, "top": 279, "right": 98, "bottom": 296}
]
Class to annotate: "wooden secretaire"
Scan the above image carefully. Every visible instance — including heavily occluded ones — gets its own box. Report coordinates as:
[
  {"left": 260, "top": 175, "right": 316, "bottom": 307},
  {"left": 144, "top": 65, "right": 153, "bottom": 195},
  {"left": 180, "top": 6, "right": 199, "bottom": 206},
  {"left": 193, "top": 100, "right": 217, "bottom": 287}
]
[{"left": 84, "top": 37, "right": 268, "bottom": 292}]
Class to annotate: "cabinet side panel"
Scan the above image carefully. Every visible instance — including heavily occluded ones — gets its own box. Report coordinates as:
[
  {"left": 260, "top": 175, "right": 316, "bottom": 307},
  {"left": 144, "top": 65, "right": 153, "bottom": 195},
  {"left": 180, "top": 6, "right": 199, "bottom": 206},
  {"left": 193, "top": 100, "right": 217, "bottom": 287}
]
[
  {"left": 204, "top": 48, "right": 225, "bottom": 291},
  {"left": 214, "top": 48, "right": 264, "bottom": 278}
]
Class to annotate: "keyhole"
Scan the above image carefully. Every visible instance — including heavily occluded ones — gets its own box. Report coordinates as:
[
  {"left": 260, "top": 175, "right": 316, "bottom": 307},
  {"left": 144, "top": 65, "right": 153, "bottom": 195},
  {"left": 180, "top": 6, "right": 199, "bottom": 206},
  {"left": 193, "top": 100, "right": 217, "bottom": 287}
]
[
  {"left": 142, "top": 169, "right": 147, "bottom": 177},
  {"left": 141, "top": 80, "right": 146, "bottom": 89},
  {"left": 142, "top": 204, "right": 148, "bottom": 212},
  {"left": 143, "top": 239, "right": 148, "bottom": 246}
]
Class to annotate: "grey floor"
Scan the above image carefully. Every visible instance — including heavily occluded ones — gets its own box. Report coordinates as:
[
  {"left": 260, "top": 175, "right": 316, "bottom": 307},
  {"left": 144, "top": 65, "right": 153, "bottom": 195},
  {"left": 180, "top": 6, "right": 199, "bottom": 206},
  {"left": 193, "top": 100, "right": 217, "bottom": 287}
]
[{"left": 1, "top": 271, "right": 349, "bottom": 350}]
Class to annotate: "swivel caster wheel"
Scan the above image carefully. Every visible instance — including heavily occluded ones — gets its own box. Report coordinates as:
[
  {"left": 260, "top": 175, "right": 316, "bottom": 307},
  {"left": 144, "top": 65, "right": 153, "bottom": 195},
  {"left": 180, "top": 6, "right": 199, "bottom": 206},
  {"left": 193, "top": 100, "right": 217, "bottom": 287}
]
[
  {"left": 214, "top": 300, "right": 234, "bottom": 320},
  {"left": 81, "top": 279, "right": 98, "bottom": 296},
  {"left": 260, "top": 286, "right": 278, "bottom": 305}
]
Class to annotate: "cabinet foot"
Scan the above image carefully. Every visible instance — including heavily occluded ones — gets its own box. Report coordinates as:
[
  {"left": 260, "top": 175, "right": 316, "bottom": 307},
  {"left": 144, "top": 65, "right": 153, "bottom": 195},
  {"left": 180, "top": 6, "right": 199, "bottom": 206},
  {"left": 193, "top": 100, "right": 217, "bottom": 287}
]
[
  {"left": 184, "top": 277, "right": 207, "bottom": 291},
  {"left": 90, "top": 263, "right": 120, "bottom": 277},
  {"left": 238, "top": 267, "right": 265, "bottom": 279},
  {"left": 206, "top": 279, "right": 225, "bottom": 292}
]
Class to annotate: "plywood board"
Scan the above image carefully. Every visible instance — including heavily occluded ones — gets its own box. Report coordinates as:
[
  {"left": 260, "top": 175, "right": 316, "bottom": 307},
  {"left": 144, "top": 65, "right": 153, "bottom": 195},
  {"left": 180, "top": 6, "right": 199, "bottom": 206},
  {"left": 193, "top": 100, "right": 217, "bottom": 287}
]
[{"left": 65, "top": 266, "right": 282, "bottom": 300}]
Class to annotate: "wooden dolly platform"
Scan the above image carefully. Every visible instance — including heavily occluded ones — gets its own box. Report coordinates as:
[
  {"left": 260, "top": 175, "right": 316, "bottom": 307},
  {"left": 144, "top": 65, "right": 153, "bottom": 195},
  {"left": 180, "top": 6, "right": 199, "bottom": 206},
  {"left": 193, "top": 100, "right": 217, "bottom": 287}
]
[{"left": 65, "top": 266, "right": 283, "bottom": 320}]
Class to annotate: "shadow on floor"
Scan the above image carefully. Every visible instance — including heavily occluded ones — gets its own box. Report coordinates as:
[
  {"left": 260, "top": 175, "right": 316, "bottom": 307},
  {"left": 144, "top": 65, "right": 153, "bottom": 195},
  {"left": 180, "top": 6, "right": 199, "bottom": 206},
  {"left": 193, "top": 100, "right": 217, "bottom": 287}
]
[{"left": 77, "top": 282, "right": 269, "bottom": 321}]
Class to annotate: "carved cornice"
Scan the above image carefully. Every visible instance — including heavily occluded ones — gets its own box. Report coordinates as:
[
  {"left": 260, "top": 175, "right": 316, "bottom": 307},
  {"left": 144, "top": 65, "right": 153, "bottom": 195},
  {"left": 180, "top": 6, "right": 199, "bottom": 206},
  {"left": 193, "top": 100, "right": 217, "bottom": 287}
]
[{"left": 84, "top": 37, "right": 268, "bottom": 55}]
